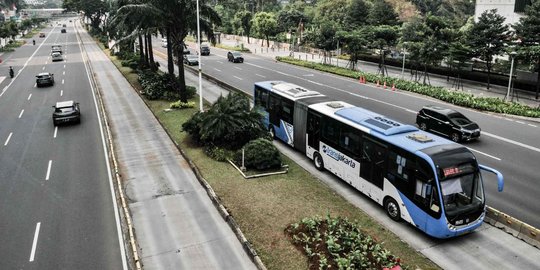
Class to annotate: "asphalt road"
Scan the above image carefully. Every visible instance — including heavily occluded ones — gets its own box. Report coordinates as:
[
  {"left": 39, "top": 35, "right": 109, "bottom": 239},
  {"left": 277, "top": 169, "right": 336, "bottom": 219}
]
[
  {"left": 0, "top": 20, "right": 126, "bottom": 269},
  {"left": 165, "top": 42, "right": 540, "bottom": 229}
]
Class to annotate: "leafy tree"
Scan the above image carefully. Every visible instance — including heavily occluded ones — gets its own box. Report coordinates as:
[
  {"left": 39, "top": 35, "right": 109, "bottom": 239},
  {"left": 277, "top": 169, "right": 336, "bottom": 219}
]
[
  {"left": 367, "top": 25, "right": 399, "bottom": 77},
  {"left": 63, "top": 0, "right": 107, "bottom": 31},
  {"left": 252, "top": 11, "right": 278, "bottom": 47},
  {"left": 314, "top": 0, "right": 349, "bottom": 27},
  {"left": 346, "top": 0, "right": 370, "bottom": 29},
  {"left": 514, "top": 0, "right": 540, "bottom": 99},
  {"left": 234, "top": 10, "right": 253, "bottom": 43},
  {"left": 304, "top": 20, "right": 338, "bottom": 64},
  {"left": 467, "top": 9, "right": 510, "bottom": 89},
  {"left": 182, "top": 92, "right": 267, "bottom": 149},
  {"left": 368, "top": 0, "right": 399, "bottom": 26},
  {"left": 337, "top": 29, "right": 369, "bottom": 70}
]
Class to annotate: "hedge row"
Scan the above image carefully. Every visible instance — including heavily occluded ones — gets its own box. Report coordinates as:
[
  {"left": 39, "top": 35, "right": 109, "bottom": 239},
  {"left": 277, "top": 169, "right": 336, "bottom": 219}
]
[{"left": 276, "top": 56, "right": 540, "bottom": 118}]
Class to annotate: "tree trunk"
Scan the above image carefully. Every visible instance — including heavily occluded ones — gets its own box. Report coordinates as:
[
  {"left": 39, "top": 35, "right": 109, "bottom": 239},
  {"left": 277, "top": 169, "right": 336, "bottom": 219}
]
[
  {"left": 147, "top": 34, "right": 156, "bottom": 71},
  {"left": 175, "top": 46, "right": 188, "bottom": 102},
  {"left": 144, "top": 33, "right": 150, "bottom": 65},
  {"left": 486, "top": 61, "right": 491, "bottom": 90},
  {"left": 536, "top": 58, "right": 540, "bottom": 99},
  {"left": 138, "top": 34, "right": 145, "bottom": 67},
  {"left": 266, "top": 35, "right": 270, "bottom": 47},
  {"left": 166, "top": 28, "right": 174, "bottom": 76}
]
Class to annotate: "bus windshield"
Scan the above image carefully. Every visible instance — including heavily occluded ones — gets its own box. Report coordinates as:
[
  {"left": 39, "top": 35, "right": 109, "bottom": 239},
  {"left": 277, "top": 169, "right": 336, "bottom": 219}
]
[{"left": 440, "top": 168, "right": 484, "bottom": 218}]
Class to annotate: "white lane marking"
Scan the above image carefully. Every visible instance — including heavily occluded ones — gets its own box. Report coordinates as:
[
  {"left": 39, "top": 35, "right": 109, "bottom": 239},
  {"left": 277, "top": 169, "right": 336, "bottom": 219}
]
[
  {"left": 63, "top": 64, "right": 66, "bottom": 68},
  {"left": 63, "top": 71, "right": 65, "bottom": 75},
  {"left": 28, "top": 94, "right": 32, "bottom": 100},
  {"left": 483, "top": 131, "right": 540, "bottom": 154},
  {"left": 60, "top": 90, "right": 63, "bottom": 96},
  {"left": 255, "top": 74, "right": 266, "bottom": 78},
  {"left": 528, "top": 124, "right": 537, "bottom": 127},
  {"left": 234, "top": 66, "right": 242, "bottom": 70},
  {"left": 467, "top": 147, "right": 501, "bottom": 161},
  {"left": 4, "top": 132, "right": 12, "bottom": 146},
  {"left": 62, "top": 79, "right": 64, "bottom": 84},
  {"left": 42, "top": 66, "right": 45, "bottom": 70},
  {"left": 405, "top": 109, "right": 417, "bottom": 113},
  {"left": 516, "top": 120, "right": 525, "bottom": 124},
  {"left": 45, "top": 61, "right": 48, "bottom": 64},
  {"left": 303, "top": 74, "right": 314, "bottom": 77},
  {"left": 77, "top": 26, "right": 128, "bottom": 270},
  {"left": 233, "top": 75, "right": 243, "bottom": 80},
  {"left": 53, "top": 126, "right": 58, "bottom": 138},
  {"left": 505, "top": 118, "right": 514, "bottom": 122},
  {"left": 213, "top": 68, "right": 221, "bottom": 72},
  {"left": 217, "top": 61, "right": 223, "bottom": 64},
  {"left": 45, "top": 160, "right": 52, "bottom": 180},
  {"left": 306, "top": 80, "right": 323, "bottom": 86},
  {"left": 3, "top": 86, "right": 7, "bottom": 92},
  {"left": 29, "top": 222, "right": 41, "bottom": 262},
  {"left": 19, "top": 109, "right": 24, "bottom": 118}
]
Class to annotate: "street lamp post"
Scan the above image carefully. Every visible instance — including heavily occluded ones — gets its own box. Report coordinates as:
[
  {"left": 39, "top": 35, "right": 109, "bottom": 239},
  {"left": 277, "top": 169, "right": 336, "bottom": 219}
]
[
  {"left": 401, "top": 50, "right": 406, "bottom": 79},
  {"left": 196, "top": 0, "right": 203, "bottom": 112},
  {"left": 505, "top": 51, "right": 517, "bottom": 101}
]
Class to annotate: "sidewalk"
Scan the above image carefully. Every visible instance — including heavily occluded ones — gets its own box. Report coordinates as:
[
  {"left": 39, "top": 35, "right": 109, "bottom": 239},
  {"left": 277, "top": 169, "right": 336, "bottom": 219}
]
[{"left": 221, "top": 35, "right": 540, "bottom": 109}]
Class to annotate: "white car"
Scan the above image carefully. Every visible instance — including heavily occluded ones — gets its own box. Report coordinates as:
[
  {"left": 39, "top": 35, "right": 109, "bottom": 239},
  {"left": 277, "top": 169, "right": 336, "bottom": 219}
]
[{"left": 51, "top": 52, "right": 63, "bottom": 62}]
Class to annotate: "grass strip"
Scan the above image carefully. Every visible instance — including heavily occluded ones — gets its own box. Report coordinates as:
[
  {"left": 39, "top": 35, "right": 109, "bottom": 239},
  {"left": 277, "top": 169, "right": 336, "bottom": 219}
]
[{"left": 104, "top": 50, "right": 439, "bottom": 270}]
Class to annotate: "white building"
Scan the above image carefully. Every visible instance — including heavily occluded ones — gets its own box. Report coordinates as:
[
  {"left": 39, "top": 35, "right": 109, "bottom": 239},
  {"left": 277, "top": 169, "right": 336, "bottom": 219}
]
[{"left": 475, "top": 0, "right": 531, "bottom": 25}]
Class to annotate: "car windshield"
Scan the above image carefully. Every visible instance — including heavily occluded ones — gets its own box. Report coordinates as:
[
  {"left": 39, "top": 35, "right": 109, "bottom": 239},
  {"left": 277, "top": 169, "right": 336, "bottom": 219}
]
[
  {"left": 56, "top": 107, "right": 74, "bottom": 113},
  {"left": 232, "top": 52, "right": 242, "bottom": 57},
  {"left": 38, "top": 75, "right": 50, "bottom": 79},
  {"left": 448, "top": 112, "right": 472, "bottom": 126},
  {"left": 187, "top": 55, "right": 198, "bottom": 60}
]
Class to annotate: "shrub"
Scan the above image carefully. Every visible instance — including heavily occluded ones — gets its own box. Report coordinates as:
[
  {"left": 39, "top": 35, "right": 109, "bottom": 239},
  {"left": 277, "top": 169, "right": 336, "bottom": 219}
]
[
  {"left": 205, "top": 145, "right": 235, "bottom": 161},
  {"left": 170, "top": 100, "right": 196, "bottom": 109},
  {"left": 234, "top": 138, "right": 282, "bottom": 170},
  {"left": 285, "top": 215, "right": 405, "bottom": 270}
]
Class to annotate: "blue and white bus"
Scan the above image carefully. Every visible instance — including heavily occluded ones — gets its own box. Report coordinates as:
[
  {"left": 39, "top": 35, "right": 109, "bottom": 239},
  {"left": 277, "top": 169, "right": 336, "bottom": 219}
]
[{"left": 254, "top": 81, "right": 504, "bottom": 238}]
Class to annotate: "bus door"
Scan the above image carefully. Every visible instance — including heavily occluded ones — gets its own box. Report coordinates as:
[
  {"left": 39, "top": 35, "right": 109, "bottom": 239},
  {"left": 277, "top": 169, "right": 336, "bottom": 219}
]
[
  {"left": 268, "top": 93, "right": 281, "bottom": 128},
  {"left": 360, "top": 137, "right": 387, "bottom": 191},
  {"left": 307, "top": 112, "right": 321, "bottom": 152}
]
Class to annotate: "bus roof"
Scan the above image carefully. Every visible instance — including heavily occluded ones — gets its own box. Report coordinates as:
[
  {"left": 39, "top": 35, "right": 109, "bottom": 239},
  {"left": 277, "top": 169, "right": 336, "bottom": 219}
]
[
  {"left": 310, "top": 101, "right": 457, "bottom": 153},
  {"left": 255, "top": 81, "right": 324, "bottom": 100}
]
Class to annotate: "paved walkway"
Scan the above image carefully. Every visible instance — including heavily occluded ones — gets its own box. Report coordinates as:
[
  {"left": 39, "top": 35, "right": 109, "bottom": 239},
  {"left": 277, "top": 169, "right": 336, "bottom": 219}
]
[{"left": 220, "top": 35, "right": 540, "bottom": 109}]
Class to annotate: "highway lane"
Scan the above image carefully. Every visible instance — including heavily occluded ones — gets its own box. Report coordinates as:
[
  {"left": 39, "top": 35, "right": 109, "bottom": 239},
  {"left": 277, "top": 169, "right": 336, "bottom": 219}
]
[
  {"left": 0, "top": 20, "right": 126, "bottom": 269},
  {"left": 165, "top": 43, "right": 540, "bottom": 229}
]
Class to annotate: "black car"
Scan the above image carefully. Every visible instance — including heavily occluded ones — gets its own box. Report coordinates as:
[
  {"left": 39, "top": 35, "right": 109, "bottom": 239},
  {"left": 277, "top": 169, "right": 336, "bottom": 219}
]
[
  {"left": 183, "top": 55, "right": 199, "bottom": 66},
  {"left": 39, "top": 33, "right": 45, "bottom": 38},
  {"left": 52, "top": 100, "right": 80, "bottom": 126},
  {"left": 416, "top": 105, "right": 481, "bottom": 142},
  {"left": 200, "top": 44, "right": 210, "bottom": 55},
  {"left": 36, "top": 72, "right": 55, "bottom": 87},
  {"left": 61, "top": 28, "right": 66, "bottom": 33},
  {"left": 227, "top": 51, "right": 244, "bottom": 63}
]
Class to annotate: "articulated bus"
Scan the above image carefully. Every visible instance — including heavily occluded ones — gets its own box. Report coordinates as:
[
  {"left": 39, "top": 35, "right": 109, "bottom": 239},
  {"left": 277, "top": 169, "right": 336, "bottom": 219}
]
[{"left": 254, "top": 81, "right": 504, "bottom": 238}]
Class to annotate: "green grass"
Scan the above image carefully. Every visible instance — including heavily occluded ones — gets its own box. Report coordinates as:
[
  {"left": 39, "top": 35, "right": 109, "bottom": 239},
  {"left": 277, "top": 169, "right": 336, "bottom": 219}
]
[
  {"left": 215, "top": 43, "right": 251, "bottom": 52},
  {"left": 104, "top": 45, "right": 439, "bottom": 270}
]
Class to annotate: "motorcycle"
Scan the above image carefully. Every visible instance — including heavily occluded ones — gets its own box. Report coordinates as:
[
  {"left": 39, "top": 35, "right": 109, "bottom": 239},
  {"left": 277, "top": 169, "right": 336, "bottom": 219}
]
[{"left": 9, "top": 67, "right": 14, "bottom": 78}]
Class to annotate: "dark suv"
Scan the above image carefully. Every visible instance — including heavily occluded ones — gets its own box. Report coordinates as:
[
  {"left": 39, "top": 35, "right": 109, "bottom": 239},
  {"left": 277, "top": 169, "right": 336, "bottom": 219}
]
[
  {"left": 200, "top": 44, "right": 210, "bottom": 55},
  {"left": 227, "top": 51, "right": 244, "bottom": 63},
  {"left": 52, "top": 100, "right": 80, "bottom": 125},
  {"left": 416, "top": 105, "right": 480, "bottom": 142},
  {"left": 36, "top": 72, "right": 55, "bottom": 87}
]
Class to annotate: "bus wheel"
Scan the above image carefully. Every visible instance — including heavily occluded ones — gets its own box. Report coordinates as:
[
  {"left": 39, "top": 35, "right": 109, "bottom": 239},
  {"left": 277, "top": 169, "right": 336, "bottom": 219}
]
[
  {"left": 385, "top": 198, "right": 401, "bottom": 221},
  {"left": 313, "top": 152, "right": 324, "bottom": 171}
]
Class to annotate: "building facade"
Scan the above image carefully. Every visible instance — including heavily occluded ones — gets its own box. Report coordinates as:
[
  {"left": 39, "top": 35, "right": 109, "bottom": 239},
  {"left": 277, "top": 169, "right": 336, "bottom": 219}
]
[{"left": 474, "top": 0, "right": 531, "bottom": 25}]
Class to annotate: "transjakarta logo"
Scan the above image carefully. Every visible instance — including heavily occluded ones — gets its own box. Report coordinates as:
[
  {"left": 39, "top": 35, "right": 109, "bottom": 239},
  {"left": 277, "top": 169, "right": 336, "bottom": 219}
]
[{"left": 322, "top": 145, "right": 356, "bottom": 168}]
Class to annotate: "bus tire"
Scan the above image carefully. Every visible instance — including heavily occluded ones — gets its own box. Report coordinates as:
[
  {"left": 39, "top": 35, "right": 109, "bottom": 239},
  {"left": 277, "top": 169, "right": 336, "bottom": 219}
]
[
  {"left": 313, "top": 152, "right": 324, "bottom": 171},
  {"left": 385, "top": 198, "right": 401, "bottom": 221}
]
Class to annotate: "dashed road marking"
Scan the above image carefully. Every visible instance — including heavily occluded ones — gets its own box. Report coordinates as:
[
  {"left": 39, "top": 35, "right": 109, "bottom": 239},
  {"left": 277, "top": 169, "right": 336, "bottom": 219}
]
[
  {"left": 29, "top": 222, "right": 41, "bottom": 262},
  {"left": 4, "top": 132, "right": 12, "bottom": 146},
  {"left": 53, "top": 126, "right": 58, "bottom": 138},
  {"left": 19, "top": 109, "right": 24, "bottom": 118},
  {"left": 45, "top": 160, "right": 52, "bottom": 180},
  {"left": 28, "top": 94, "right": 32, "bottom": 100},
  {"left": 233, "top": 76, "right": 243, "bottom": 80},
  {"left": 255, "top": 74, "right": 266, "bottom": 78},
  {"left": 467, "top": 147, "right": 501, "bottom": 161},
  {"left": 60, "top": 90, "right": 63, "bottom": 96},
  {"left": 213, "top": 68, "right": 221, "bottom": 72}
]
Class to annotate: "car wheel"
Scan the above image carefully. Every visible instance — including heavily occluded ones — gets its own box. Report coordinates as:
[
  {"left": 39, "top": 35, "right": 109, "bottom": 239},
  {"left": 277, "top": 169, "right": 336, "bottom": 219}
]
[
  {"left": 451, "top": 133, "right": 461, "bottom": 143},
  {"left": 419, "top": 122, "right": 427, "bottom": 131},
  {"left": 313, "top": 152, "right": 324, "bottom": 171},
  {"left": 385, "top": 198, "right": 401, "bottom": 221}
]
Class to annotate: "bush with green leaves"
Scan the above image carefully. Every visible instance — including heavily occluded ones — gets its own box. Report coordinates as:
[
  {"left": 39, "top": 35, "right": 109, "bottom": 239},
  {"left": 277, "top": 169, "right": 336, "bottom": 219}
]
[
  {"left": 234, "top": 138, "right": 282, "bottom": 170},
  {"left": 138, "top": 71, "right": 194, "bottom": 101},
  {"left": 205, "top": 145, "right": 235, "bottom": 161},
  {"left": 170, "top": 100, "right": 196, "bottom": 109},
  {"left": 182, "top": 92, "right": 267, "bottom": 149},
  {"left": 276, "top": 56, "right": 540, "bottom": 118},
  {"left": 286, "top": 215, "right": 405, "bottom": 270}
]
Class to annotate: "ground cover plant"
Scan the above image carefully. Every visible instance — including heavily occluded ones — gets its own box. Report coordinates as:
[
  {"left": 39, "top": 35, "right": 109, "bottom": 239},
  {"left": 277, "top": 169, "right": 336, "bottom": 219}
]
[{"left": 276, "top": 56, "right": 540, "bottom": 118}]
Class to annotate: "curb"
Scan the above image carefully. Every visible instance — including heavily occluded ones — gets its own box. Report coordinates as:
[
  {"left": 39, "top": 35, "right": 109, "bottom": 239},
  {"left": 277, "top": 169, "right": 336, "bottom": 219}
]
[{"left": 76, "top": 24, "right": 142, "bottom": 270}]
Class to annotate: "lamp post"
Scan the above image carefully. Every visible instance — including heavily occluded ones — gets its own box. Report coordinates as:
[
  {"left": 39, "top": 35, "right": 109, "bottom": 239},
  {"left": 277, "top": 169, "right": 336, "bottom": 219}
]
[
  {"left": 401, "top": 50, "right": 407, "bottom": 79},
  {"left": 505, "top": 51, "right": 517, "bottom": 101},
  {"left": 196, "top": 0, "right": 203, "bottom": 112}
]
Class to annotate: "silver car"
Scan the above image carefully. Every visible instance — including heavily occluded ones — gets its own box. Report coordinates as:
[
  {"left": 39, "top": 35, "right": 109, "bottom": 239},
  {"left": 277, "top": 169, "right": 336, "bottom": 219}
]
[{"left": 51, "top": 52, "right": 63, "bottom": 62}]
